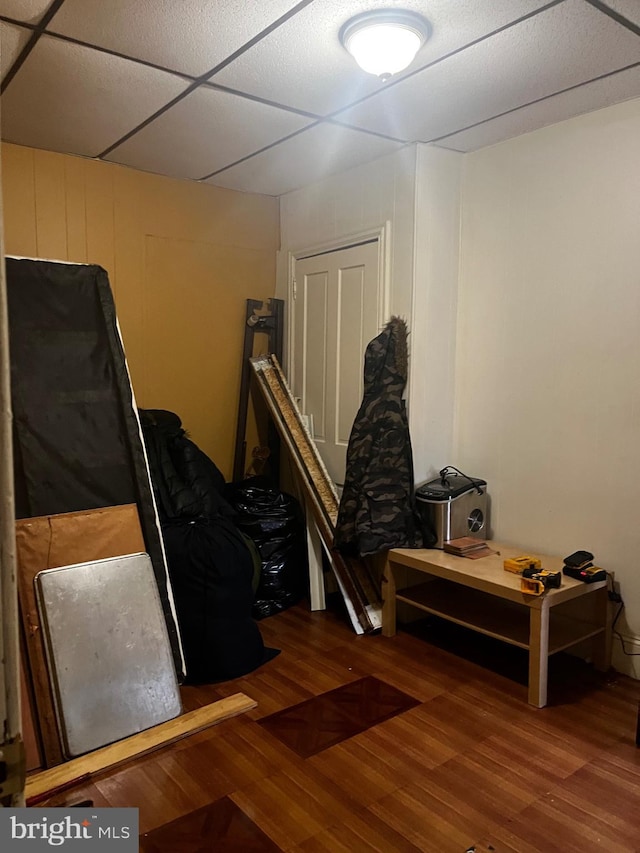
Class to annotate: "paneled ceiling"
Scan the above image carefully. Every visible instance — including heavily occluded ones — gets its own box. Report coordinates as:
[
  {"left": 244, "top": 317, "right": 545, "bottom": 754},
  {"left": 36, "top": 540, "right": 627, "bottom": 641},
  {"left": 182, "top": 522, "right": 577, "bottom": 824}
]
[{"left": 1, "top": 0, "right": 639, "bottom": 197}]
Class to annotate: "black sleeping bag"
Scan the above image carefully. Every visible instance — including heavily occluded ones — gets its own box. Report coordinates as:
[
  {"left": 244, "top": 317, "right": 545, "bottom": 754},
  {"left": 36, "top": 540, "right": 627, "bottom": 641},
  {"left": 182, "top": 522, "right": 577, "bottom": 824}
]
[{"left": 162, "top": 517, "right": 278, "bottom": 683}]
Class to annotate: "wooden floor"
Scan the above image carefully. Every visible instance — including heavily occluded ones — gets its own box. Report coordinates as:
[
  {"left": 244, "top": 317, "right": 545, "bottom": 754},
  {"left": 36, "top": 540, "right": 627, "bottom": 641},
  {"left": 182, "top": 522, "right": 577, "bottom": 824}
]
[{"left": 39, "top": 599, "right": 640, "bottom": 852}]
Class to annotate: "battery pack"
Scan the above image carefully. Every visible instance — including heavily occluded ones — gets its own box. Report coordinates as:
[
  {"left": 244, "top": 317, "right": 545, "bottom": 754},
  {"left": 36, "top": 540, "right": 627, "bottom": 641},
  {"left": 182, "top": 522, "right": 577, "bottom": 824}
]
[
  {"left": 562, "top": 565, "right": 606, "bottom": 583},
  {"left": 504, "top": 556, "right": 541, "bottom": 574}
]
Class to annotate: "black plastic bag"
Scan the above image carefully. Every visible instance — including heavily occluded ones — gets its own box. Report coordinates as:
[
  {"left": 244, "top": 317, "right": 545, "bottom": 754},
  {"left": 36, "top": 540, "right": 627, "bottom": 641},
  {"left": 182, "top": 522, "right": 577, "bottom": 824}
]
[
  {"left": 225, "top": 477, "right": 308, "bottom": 619},
  {"left": 162, "top": 517, "right": 278, "bottom": 683}
]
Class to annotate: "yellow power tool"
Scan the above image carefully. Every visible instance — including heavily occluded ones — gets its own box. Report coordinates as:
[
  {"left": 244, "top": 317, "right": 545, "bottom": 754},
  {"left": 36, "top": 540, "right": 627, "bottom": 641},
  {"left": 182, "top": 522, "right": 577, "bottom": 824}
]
[
  {"left": 520, "top": 568, "right": 562, "bottom": 596},
  {"left": 503, "top": 555, "right": 541, "bottom": 574}
]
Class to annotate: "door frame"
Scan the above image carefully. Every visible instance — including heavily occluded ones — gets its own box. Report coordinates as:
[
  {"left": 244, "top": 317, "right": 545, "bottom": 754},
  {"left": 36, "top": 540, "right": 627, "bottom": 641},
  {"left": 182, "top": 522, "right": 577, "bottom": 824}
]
[
  {"left": 286, "top": 222, "right": 392, "bottom": 381},
  {"left": 0, "top": 164, "right": 23, "bottom": 804}
]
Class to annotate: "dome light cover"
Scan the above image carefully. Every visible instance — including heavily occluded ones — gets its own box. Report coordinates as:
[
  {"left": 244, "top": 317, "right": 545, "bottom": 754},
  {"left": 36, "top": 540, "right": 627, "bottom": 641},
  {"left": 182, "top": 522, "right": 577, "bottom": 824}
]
[{"left": 340, "top": 10, "right": 430, "bottom": 79}]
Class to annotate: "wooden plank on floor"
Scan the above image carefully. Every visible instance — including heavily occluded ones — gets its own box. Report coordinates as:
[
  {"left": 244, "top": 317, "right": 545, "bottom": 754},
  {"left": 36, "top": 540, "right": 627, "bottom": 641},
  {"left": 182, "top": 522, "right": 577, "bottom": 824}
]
[{"left": 25, "top": 693, "right": 257, "bottom": 803}]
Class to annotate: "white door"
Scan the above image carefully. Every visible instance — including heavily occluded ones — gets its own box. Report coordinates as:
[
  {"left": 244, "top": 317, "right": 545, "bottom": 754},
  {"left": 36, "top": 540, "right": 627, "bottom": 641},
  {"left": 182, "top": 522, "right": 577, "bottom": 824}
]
[{"left": 290, "top": 240, "right": 382, "bottom": 487}]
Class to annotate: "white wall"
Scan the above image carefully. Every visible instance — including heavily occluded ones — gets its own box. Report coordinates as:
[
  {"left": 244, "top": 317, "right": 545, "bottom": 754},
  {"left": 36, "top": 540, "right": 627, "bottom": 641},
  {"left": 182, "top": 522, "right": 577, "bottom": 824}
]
[
  {"left": 277, "top": 145, "right": 417, "bottom": 323},
  {"left": 410, "top": 145, "right": 463, "bottom": 486},
  {"left": 455, "top": 98, "right": 640, "bottom": 677}
]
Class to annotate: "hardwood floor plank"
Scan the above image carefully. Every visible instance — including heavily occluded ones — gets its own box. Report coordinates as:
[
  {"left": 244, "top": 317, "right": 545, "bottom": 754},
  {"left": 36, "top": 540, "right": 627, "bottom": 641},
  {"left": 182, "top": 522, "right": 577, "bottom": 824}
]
[
  {"left": 408, "top": 750, "right": 543, "bottom": 823},
  {"left": 257, "top": 605, "right": 354, "bottom": 659},
  {"left": 38, "top": 781, "right": 112, "bottom": 809},
  {"left": 168, "top": 714, "right": 305, "bottom": 791},
  {"left": 307, "top": 706, "right": 466, "bottom": 805},
  {"left": 478, "top": 787, "right": 637, "bottom": 853},
  {"left": 271, "top": 651, "right": 364, "bottom": 695},
  {"left": 207, "top": 667, "right": 317, "bottom": 720},
  {"left": 601, "top": 738, "right": 640, "bottom": 772},
  {"left": 404, "top": 689, "right": 521, "bottom": 754},
  {"left": 140, "top": 797, "right": 282, "bottom": 852},
  {"left": 546, "top": 755, "right": 640, "bottom": 846},
  {"left": 294, "top": 804, "right": 424, "bottom": 852},
  {"left": 500, "top": 698, "right": 629, "bottom": 764},
  {"left": 95, "top": 761, "right": 224, "bottom": 834},
  {"left": 307, "top": 737, "right": 407, "bottom": 806},
  {"left": 472, "top": 730, "right": 589, "bottom": 783},
  {"left": 230, "top": 763, "right": 364, "bottom": 850},
  {"left": 369, "top": 779, "right": 503, "bottom": 853}
]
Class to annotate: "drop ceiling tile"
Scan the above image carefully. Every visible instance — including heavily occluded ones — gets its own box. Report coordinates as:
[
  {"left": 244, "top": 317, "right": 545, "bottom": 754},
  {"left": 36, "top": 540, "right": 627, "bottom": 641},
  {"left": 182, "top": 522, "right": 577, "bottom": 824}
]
[
  {"left": 212, "top": 0, "right": 550, "bottom": 115},
  {"left": 1, "top": 22, "right": 30, "bottom": 81},
  {"left": 204, "top": 123, "right": 404, "bottom": 196},
  {"left": 599, "top": 0, "right": 640, "bottom": 27},
  {"left": 48, "top": 0, "right": 302, "bottom": 77},
  {"left": 0, "top": 0, "right": 51, "bottom": 24},
  {"left": 333, "top": 0, "right": 640, "bottom": 142},
  {"left": 439, "top": 65, "right": 640, "bottom": 152},
  {"left": 105, "top": 85, "right": 313, "bottom": 180},
  {"left": 1, "top": 34, "right": 188, "bottom": 157}
]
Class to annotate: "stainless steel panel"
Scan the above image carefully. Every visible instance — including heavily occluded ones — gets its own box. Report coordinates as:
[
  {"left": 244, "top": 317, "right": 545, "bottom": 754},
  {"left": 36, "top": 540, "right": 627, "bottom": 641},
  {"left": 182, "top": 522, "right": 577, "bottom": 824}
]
[
  {"left": 417, "top": 489, "right": 489, "bottom": 548},
  {"left": 35, "top": 552, "right": 182, "bottom": 758}
]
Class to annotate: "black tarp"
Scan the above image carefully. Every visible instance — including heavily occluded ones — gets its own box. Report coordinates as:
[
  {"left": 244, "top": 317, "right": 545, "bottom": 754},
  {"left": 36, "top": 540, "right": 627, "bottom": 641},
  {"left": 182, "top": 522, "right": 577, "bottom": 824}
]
[{"left": 6, "top": 258, "right": 183, "bottom": 677}]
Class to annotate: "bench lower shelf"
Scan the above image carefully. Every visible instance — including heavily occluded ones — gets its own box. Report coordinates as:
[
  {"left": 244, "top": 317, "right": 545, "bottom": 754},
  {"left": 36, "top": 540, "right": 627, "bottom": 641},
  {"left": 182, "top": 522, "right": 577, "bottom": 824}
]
[{"left": 397, "top": 579, "right": 605, "bottom": 655}]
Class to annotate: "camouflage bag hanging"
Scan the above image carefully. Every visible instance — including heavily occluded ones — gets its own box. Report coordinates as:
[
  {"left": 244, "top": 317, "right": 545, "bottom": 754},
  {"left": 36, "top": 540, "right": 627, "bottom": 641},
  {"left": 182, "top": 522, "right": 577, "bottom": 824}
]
[{"left": 334, "top": 316, "right": 422, "bottom": 557}]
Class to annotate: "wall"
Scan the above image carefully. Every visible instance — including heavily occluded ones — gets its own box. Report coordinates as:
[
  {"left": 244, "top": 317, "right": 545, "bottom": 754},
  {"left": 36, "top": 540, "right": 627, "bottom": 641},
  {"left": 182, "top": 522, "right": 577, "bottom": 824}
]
[
  {"left": 455, "top": 98, "right": 640, "bottom": 677},
  {"left": 277, "top": 145, "right": 417, "bottom": 329},
  {"left": 1, "top": 143, "right": 279, "bottom": 478},
  {"left": 410, "top": 145, "right": 463, "bottom": 485}
]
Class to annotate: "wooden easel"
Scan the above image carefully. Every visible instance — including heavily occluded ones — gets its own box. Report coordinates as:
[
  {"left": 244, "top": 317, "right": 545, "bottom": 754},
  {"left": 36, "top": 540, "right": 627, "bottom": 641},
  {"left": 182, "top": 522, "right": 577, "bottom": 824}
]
[{"left": 232, "top": 298, "right": 284, "bottom": 482}]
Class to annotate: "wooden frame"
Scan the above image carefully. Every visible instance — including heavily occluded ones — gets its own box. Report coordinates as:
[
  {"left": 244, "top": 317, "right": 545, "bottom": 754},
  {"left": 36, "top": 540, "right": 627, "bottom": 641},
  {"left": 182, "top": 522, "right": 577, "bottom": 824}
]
[{"left": 250, "top": 354, "right": 381, "bottom": 633}]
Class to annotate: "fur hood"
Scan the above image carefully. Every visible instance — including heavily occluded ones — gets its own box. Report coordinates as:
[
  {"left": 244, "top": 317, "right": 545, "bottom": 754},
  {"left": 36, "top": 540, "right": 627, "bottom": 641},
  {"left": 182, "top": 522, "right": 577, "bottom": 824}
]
[{"left": 362, "top": 316, "right": 408, "bottom": 395}]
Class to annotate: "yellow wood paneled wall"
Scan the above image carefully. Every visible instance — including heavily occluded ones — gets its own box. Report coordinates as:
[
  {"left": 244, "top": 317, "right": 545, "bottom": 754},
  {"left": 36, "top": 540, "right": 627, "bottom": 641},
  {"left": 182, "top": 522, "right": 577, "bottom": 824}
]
[{"left": 1, "top": 143, "right": 279, "bottom": 479}]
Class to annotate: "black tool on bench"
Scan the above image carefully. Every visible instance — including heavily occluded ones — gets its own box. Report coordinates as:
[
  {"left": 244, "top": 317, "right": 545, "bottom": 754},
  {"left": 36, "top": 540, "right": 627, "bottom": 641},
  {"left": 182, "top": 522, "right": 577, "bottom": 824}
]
[
  {"left": 522, "top": 566, "right": 562, "bottom": 589},
  {"left": 562, "top": 550, "right": 606, "bottom": 583}
]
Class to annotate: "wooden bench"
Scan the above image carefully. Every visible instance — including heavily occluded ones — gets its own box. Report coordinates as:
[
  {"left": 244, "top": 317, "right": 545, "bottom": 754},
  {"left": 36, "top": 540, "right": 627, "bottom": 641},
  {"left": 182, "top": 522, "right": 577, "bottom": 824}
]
[{"left": 382, "top": 543, "right": 611, "bottom": 707}]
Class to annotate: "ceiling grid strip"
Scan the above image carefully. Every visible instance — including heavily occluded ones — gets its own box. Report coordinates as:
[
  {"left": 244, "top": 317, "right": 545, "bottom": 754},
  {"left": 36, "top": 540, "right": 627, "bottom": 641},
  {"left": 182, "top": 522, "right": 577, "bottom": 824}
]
[
  {"left": 427, "top": 59, "right": 640, "bottom": 146},
  {"left": 0, "top": 0, "right": 66, "bottom": 94},
  {"left": 97, "top": 0, "right": 318, "bottom": 159},
  {"left": 583, "top": 0, "right": 640, "bottom": 36}
]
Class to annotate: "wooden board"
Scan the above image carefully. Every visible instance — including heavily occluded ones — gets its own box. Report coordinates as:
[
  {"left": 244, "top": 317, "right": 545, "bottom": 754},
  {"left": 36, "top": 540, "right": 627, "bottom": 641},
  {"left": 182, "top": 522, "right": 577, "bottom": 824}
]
[
  {"left": 16, "top": 504, "right": 146, "bottom": 767},
  {"left": 26, "top": 693, "right": 257, "bottom": 803}
]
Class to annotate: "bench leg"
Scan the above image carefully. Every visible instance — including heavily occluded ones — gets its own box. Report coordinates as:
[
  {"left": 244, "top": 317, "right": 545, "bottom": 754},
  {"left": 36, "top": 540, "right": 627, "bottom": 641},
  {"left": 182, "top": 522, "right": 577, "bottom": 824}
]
[
  {"left": 382, "top": 557, "right": 397, "bottom": 637},
  {"left": 592, "top": 585, "right": 612, "bottom": 672},
  {"left": 528, "top": 599, "right": 550, "bottom": 708}
]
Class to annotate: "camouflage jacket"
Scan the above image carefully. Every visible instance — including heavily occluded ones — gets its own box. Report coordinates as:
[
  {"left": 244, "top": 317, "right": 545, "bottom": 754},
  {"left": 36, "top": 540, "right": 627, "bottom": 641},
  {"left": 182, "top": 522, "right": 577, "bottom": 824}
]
[{"left": 334, "top": 316, "right": 422, "bottom": 557}]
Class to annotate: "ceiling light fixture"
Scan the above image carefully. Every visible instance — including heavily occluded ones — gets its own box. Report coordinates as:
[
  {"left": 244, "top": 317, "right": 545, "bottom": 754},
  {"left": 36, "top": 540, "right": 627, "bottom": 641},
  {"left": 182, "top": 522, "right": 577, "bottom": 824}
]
[{"left": 340, "top": 10, "right": 431, "bottom": 80}]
